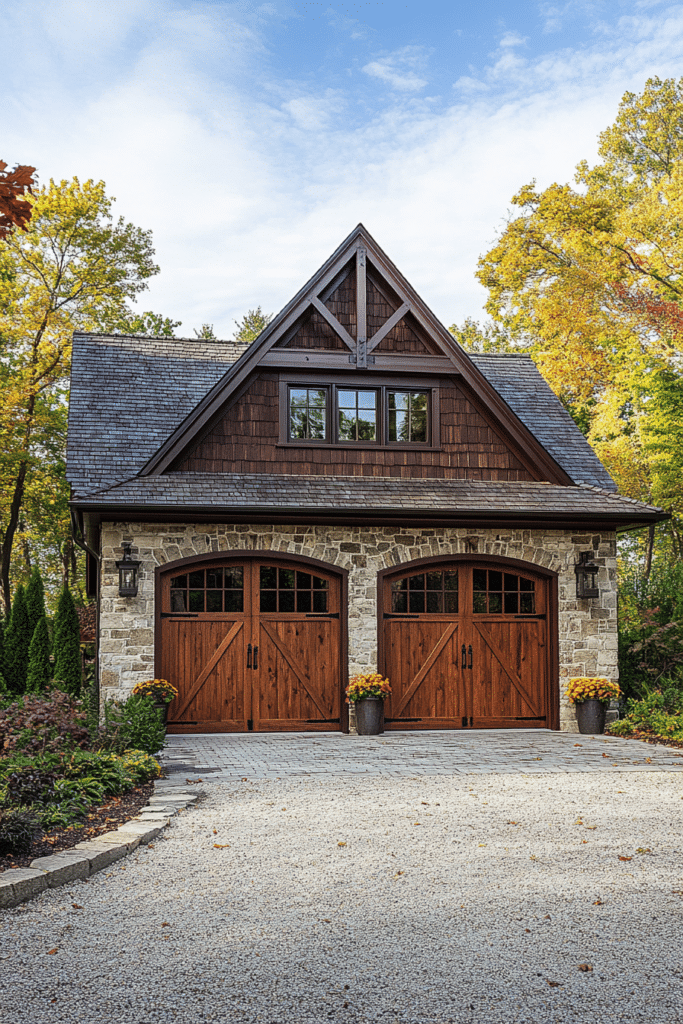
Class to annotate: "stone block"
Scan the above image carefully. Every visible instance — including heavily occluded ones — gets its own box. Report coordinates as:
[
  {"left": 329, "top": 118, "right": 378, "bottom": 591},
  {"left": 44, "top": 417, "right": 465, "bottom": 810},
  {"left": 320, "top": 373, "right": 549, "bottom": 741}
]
[
  {"left": 0, "top": 868, "right": 49, "bottom": 908},
  {"left": 30, "top": 852, "right": 91, "bottom": 886},
  {"left": 115, "top": 824, "right": 162, "bottom": 846},
  {"left": 72, "top": 841, "right": 128, "bottom": 871}
]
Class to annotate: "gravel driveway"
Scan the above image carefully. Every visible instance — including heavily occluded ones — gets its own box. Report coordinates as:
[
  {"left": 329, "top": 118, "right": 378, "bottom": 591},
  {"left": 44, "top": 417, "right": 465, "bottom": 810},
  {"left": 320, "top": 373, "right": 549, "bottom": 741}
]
[{"left": 2, "top": 767, "right": 682, "bottom": 1024}]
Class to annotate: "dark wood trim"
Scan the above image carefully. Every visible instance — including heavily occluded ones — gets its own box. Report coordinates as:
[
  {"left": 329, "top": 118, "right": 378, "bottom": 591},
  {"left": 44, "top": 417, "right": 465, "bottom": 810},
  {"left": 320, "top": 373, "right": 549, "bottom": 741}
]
[
  {"left": 261, "top": 351, "right": 455, "bottom": 372},
  {"left": 154, "top": 549, "right": 350, "bottom": 734},
  {"left": 75, "top": 504, "right": 668, "bottom": 532},
  {"left": 139, "top": 225, "right": 575, "bottom": 481},
  {"left": 376, "top": 553, "right": 560, "bottom": 732},
  {"left": 277, "top": 377, "right": 438, "bottom": 448}
]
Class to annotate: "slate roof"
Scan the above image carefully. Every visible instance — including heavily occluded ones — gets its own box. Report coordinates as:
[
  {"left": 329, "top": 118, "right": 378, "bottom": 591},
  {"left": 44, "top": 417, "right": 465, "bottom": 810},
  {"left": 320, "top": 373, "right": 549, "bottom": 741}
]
[
  {"left": 471, "top": 354, "right": 616, "bottom": 491},
  {"left": 76, "top": 473, "right": 662, "bottom": 525},
  {"left": 67, "top": 333, "right": 618, "bottom": 502},
  {"left": 67, "top": 334, "right": 250, "bottom": 495}
]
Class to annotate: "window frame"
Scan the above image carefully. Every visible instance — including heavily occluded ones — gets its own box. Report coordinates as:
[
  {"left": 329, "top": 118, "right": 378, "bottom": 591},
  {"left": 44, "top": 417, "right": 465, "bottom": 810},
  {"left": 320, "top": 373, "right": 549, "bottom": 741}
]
[{"left": 280, "top": 377, "right": 439, "bottom": 448}]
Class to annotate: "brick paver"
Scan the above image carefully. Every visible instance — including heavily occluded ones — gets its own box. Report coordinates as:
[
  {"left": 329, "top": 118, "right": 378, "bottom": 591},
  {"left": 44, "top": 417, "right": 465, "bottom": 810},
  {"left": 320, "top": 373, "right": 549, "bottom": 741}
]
[{"left": 161, "top": 729, "right": 683, "bottom": 780}]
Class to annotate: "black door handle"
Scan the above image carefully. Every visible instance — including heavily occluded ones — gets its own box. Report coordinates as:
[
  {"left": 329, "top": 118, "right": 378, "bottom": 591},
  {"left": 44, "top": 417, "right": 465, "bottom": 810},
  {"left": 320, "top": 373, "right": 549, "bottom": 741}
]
[
  {"left": 253, "top": 645, "right": 258, "bottom": 670},
  {"left": 247, "top": 642, "right": 252, "bottom": 669},
  {"left": 461, "top": 644, "right": 466, "bottom": 669},
  {"left": 468, "top": 645, "right": 473, "bottom": 670}
]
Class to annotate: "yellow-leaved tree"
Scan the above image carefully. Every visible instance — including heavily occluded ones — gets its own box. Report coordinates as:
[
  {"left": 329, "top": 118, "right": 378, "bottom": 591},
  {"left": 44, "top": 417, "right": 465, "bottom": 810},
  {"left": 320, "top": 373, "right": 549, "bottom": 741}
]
[
  {"left": 0, "top": 178, "right": 170, "bottom": 612},
  {"left": 471, "top": 76, "right": 683, "bottom": 559}
]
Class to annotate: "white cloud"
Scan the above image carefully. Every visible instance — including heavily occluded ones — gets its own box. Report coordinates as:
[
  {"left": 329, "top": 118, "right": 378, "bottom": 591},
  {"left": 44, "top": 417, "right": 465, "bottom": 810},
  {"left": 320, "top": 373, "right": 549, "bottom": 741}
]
[
  {"left": 362, "top": 46, "right": 429, "bottom": 92},
  {"left": 499, "top": 31, "right": 527, "bottom": 47},
  {"left": 4, "top": 2, "right": 683, "bottom": 337}
]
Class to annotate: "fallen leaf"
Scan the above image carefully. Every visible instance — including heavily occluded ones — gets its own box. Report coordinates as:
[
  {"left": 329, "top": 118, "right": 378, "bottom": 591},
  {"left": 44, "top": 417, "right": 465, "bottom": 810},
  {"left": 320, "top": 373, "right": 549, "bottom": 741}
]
[
  {"left": 213, "top": 843, "right": 230, "bottom": 849},
  {"left": 593, "top": 900, "right": 604, "bottom": 905},
  {"left": 337, "top": 841, "right": 347, "bottom": 847},
  {"left": 636, "top": 847, "right": 651, "bottom": 854},
  {"left": 582, "top": 840, "right": 589, "bottom": 844},
  {"left": 213, "top": 829, "right": 217, "bottom": 835},
  {"left": 524, "top": 928, "right": 531, "bottom": 933},
  {"left": 585, "top": 826, "right": 597, "bottom": 830},
  {"left": 478, "top": 843, "right": 487, "bottom": 847},
  {"left": 322, "top": 919, "right": 331, "bottom": 923},
  {"left": 392, "top": 871, "right": 405, "bottom": 880},
  {"left": 71, "top": 904, "right": 83, "bottom": 910},
  {"left": 618, "top": 856, "right": 632, "bottom": 862},
  {"left": 47, "top": 949, "right": 58, "bottom": 955},
  {"left": 574, "top": 743, "right": 582, "bottom": 747},
  {"left": 543, "top": 914, "right": 551, "bottom": 920},
  {"left": 507, "top": 821, "right": 518, "bottom": 825},
  {"left": 578, "top": 964, "right": 593, "bottom": 973},
  {"left": 421, "top": 801, "right": 429, "bottom": 806},
  {"left": 147, "top": 843, "right": 154, "bottom": 849},
  {"left": 546, "top": 979, "right": 562, "bottom": 987},
  {"left": 602, "top": 753, "right": 609, "bottom": 758},
  {"left": 161, "top": 922, "right": 170, "bottom": 928}
]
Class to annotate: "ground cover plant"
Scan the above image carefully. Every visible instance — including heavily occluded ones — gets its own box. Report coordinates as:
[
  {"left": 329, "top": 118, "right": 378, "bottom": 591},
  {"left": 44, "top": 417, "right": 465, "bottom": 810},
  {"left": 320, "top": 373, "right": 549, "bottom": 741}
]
[
  {"left": 608, "top": 681, "right": 683, "bottom": 747},
  {"left": 0, "top": 687, "right": 163, "bottom": 857}
]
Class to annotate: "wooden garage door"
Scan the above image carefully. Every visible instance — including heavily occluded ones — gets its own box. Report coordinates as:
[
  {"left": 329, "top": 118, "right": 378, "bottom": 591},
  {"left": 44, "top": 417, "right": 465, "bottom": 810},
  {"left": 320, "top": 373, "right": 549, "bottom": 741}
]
[
  {"left": 381, "top": 562, "right": 550, "bottom": 730},
  {"left": 158, "top": 559, "right": 342, "bottom": 733}
]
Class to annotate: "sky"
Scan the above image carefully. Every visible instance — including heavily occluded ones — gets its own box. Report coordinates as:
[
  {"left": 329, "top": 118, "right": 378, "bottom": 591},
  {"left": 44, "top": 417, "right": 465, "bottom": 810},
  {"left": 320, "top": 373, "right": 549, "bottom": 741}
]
[{"left": 3, "top": 0, "right": 683, "bottom": 337}]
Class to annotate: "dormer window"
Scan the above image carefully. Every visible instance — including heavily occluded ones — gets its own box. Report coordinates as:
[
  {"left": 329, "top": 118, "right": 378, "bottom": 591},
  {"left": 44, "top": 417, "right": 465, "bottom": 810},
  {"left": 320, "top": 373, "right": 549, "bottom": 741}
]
[{"left": 285, "top": 383, "right": 433, "bottom": 446}]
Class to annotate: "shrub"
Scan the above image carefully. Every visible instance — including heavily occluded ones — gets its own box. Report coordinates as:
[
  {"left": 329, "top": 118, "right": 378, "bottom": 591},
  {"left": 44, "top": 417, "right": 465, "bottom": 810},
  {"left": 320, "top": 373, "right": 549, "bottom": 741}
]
[
  {"left": 52, "top": 586, "right": 82, "bottom": 696},
  {"left": 608, "top": 682, "right": 683, "bottom": 744},
  {"left": 4, "top": 585, "right": 31, "bottom": 694},
  {"left": 26, "top": 616, "right": 52, "bottom": 693},
  {"left": 0, "top": 808, "right": 42, "bottom": 855},
  {"left": 99, "top": 694, "right": 166, "bottom": 755},
  {"left": 0, "top": 691, "right": 90, "bottom": 756},
  {"left": 25, "top": 567, "right": 47, "bottom": 641},
  {"left": 2, "top": 766, "right": 58, "bottom": 807}
]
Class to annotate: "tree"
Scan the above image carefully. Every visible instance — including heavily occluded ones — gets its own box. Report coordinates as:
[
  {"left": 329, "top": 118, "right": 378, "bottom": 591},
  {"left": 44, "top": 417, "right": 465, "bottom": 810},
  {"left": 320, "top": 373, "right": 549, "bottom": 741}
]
[
  {"left": 194, "top": 323, "right": 217, "bottom": 340},
  {"left": 0, "top": 177, "right": 160, "bottom": 613},
  {"left": 103, "top": 309, "right": 181, "bottom": 337},
  {"left": 476, "top": 77, "right": 683, "bottom": 542},
  {"left": 0, "top": 160, "right": 36, "bottom": 239},
  {"left": 4, "top": 585, "right": 31, "bottom": 693},
  {"left": 25, "top": 566, "right": 46, "bottom": 640},
  {"left": 52, "top": 585, "right": 81, "bottom": 696},
  {"left": 26, "top": 615, "right": 51, "bottom": 693},
  {"left": 233, "top": 307, "right": 272, "bottom": 344}
]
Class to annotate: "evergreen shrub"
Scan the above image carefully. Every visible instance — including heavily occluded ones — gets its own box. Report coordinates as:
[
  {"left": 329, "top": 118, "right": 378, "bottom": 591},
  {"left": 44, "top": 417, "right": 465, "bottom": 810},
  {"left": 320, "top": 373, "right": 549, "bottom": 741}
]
[
  {"left": 4, "top": 586, "right": 31, "bottom": 694},
  {"left": 52, "top": 586, "right": 82, "bottom": 696},
  {"left": 26, "top": 616, "right": 51, "bottom": 693}
]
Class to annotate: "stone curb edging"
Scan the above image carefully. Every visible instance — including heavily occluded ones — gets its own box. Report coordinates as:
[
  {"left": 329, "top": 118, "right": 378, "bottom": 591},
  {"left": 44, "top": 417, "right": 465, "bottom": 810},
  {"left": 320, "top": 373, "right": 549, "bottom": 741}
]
[{"left": 0, "top": 778, "right": 201, "bottom": 910}]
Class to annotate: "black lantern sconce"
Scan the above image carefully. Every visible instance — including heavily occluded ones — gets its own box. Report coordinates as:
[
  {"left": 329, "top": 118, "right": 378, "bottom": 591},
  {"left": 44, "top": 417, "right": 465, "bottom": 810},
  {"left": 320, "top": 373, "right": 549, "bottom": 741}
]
[
  {"left": 575, "top": 551, "right": 600, "bottom": 599},
  {"left": 116, "top": 543, "right": 141, "bottom": 597}
]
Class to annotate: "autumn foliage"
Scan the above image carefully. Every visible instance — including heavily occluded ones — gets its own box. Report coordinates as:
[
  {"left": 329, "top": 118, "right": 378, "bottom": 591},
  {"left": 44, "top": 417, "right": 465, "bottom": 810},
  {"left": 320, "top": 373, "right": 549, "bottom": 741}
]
[{"left": 0, "top": 160, "right": 36, "bottom": 239}]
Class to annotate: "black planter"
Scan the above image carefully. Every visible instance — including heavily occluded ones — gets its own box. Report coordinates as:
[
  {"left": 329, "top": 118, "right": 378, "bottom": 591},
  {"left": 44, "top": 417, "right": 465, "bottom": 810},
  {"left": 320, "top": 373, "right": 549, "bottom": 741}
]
[
  {"left": 355, "top": 697, "right": 384, "bottom": 736},
  {"left": 575, "top": 699, "right": 606, "bottom": 735}
]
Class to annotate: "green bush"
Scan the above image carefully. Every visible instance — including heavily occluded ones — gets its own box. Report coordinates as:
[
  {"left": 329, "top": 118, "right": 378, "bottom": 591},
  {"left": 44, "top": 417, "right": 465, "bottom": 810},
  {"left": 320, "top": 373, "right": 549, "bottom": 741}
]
[
  {"left": 26, "top": 616, "right": 52, "bottom": 693},
  {"left": 25, "top": 567, "right": 47, "bottom": 642},
  {"left": 52, "top": 586, "right": 82, "bottom": 696},
  {"left": 0, "top": 808, "right": 42, "bottom": 855},
  {"left": 608, "top": 682, "right": 683, "bottom": 744},
  {"left": 100, "top": 694, "right": 166, "bottom": 755},
  {"left": 4, "top": 585, "right": 31, "bottom": 694}
]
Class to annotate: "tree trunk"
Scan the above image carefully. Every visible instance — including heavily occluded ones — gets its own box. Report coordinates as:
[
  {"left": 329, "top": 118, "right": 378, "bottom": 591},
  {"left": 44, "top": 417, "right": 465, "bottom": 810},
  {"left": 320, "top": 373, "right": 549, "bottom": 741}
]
[
  {"left": 643, "top": 524, "right": 656, "bottom": 582},
  {"left": 1, "top": 458, "right": 29, "bottom": 615}
]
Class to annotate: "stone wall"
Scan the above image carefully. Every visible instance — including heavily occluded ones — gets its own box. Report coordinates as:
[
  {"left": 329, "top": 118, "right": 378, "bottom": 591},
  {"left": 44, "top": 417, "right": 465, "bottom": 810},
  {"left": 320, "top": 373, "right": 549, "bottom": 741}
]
[{"left": 99, "top": 522, "right": 618, "bottom": 731}]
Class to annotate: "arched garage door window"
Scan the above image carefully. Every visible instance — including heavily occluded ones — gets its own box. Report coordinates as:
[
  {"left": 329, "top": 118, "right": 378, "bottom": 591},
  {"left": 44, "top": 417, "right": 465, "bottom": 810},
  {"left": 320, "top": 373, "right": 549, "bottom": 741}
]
[{"left": 156, "top": 555, "right": 345, "bottom": 734}]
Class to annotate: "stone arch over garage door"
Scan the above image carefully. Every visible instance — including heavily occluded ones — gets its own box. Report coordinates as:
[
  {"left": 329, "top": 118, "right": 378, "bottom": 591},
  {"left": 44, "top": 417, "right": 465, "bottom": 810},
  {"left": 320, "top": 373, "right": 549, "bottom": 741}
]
[
  {"left": 378, "top": 554, "right": 559, "bottom": 731},
  {"left": 156, "top": 551, "right": 348, "bottom": 733}
]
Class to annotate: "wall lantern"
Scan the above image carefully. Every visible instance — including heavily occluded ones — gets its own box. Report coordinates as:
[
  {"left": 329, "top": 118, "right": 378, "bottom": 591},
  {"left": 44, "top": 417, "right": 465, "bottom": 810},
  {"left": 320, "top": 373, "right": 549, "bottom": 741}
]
[
  {"left": 575, "top": 551, "right": 600, "bottom": 599},
  {"left": 116, "top": 542, "right": 141, "bottom": 597}
]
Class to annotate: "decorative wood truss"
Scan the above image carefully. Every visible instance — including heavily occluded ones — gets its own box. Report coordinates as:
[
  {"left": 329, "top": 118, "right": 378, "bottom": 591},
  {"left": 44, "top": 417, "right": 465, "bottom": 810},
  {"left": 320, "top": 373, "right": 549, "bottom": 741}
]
[{"left": 141, "top": 225, "right": 573, "bottom": 484}]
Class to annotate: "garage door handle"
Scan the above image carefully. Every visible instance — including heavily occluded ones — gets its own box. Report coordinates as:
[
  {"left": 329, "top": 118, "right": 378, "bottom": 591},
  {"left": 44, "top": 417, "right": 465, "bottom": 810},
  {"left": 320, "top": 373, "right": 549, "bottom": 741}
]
[
  {"left": 253, "top": 645, "right": 258, "bottom": 670},
  {"left": 461, "top": 644, "right": 467, "bottom": 669},
  {"left": 247, "top": 642, "right": 252, "bottom": 669},
  {"left": 468, "top": 645, "right": 473, "bottom": 670}
]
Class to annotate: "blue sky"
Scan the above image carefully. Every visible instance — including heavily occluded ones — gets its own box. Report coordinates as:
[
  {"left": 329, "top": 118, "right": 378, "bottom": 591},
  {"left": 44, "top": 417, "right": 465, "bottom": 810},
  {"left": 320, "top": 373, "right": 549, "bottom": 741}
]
[{"left": 3, "top": 1, "right": 683, "bottom": 336}]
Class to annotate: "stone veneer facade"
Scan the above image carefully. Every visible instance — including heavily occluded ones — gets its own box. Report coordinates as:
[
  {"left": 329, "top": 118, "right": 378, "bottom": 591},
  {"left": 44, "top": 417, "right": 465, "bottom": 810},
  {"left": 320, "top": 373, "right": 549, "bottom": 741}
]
[{"left": 98, "top": 522, "right": 618, "bottom": 732}]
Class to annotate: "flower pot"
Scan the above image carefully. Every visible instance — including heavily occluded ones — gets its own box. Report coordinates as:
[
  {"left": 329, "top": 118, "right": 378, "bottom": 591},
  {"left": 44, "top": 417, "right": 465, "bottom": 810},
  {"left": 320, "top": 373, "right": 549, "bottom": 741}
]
[
  {"left": 575, "top": 699, "right": 606, "bottom": 735},
  {"left": 355, "top": 697, "right": 384, "bottom": 736}
]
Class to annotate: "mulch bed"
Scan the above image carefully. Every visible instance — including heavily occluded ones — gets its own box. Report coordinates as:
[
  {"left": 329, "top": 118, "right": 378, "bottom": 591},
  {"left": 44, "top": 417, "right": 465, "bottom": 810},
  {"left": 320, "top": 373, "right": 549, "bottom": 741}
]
[{"left": 0, "top": 780, "right": 155, "bottom": 873}]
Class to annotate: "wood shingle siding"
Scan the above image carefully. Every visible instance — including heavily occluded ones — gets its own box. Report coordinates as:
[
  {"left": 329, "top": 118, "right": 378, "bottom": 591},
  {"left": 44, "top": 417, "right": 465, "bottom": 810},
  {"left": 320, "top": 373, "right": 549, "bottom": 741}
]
[{"left": 176, "top": 376, "right": 535, "bottom": 480}]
